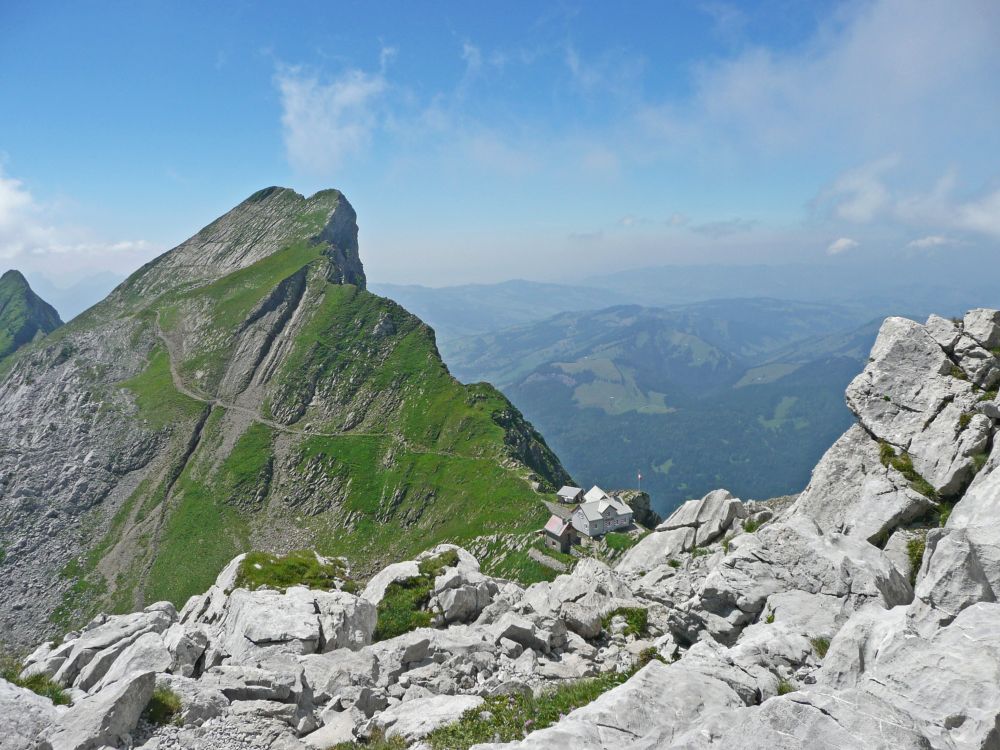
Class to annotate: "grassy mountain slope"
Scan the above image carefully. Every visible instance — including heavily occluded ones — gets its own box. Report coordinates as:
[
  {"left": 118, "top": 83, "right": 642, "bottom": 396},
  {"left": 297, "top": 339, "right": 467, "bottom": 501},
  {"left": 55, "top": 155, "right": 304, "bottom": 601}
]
[
  {"left": 444, "top": 301, "right": 879, "bottom": 515},
  {"left": 0, "top": 269, "right": 62, "bottom": 361},
  {"left": 0, "top": 188, "right": 568, "bottom": 644}
]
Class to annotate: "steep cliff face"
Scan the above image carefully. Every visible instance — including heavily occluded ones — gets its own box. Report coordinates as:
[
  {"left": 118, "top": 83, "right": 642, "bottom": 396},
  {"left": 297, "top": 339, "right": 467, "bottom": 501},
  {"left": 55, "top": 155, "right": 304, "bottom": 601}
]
[
  {"left": 0, "top": 188, "right": 568, "bottom": 647},
  {"left": 0, "top": 270, "right": 62, "bottom": 361}
]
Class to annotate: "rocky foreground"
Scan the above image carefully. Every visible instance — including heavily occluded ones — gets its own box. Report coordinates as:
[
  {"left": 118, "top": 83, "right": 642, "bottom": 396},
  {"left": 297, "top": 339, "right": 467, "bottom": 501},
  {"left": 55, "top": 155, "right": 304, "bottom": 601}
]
[{"left": 5, "top": 308, "right": 1000, "bottom": 750}]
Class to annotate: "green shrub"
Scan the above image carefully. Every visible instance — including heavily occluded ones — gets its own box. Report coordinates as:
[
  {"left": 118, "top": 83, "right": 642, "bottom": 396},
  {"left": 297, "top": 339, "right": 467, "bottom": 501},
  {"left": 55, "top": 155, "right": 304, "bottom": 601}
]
[
  {"left": 0, "top": 655, "right": 70, "bottom": 705},
  {"left": 426, "top": 669, "right": 638, "bottom": 749},
  {"left": 637, "top": 646, "right": 665, "bottom": 667},
  {"left": 972, "top": 452, "right": 989, "bottom": 474},
  {"left": 810, "top": 637, "right": 830, "bottom": 658},
  {"left": 374, "top": 577, "right": 435, "bottom": 641},
  {"left": 765, "top": 610, "right": 775, "bottom": 624},
  {"left": 332, "top": 729, "right": 408, "bottom": 750},
  {"left": 234, "top": 550, "right": 350, "bottom": 592},
  {"left": 937, "top": 502, "right": 954, "bottom": 528},
  {"left": 144, "top": 687, "right": 182, "bottom": 725},
  {"left": 906, "top": 535, "right": 926, "bottom": 586},
  {"left": 878, "top": 443, "right": 938, "bottom": 500},
  {"left": 742, "top": 518, "right": 761, "bottom": 533},
  {"left": 418, "top": 549, "right": 460, "bottom": 577},
  {"left": 777, "top": 679, "right": 797, "bottom": 695},
  {"left": 690, "top": 547, "right": 709, "bottom": 558},
  {"left": 667, "top": 558, "right": 681, "bottom": 568},
  {"left": 601, "top": 607, "right": 648, "bottom": 636},
  {"left": 950, "top": 365, "right": 969, "bottom": 381}
]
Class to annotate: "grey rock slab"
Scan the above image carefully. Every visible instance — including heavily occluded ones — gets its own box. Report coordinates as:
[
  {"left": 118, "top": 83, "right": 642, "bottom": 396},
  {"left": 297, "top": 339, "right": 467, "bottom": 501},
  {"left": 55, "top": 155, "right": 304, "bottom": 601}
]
[
  {"left": 845, "top": 316, "right": 965, "bottom": 447},
  {"left": 215, "top": 586, "right": 321, "bottom": 661},
  {"left": 314, "top": 590, "right": 376, "bottom": 652},
  {"left": 945, "top": 440, "right": 1000, "bottom": 596},
  {"left": 155, "top": 674, "right": 229, "bottom": 727},
  {"left": 360, "top": 560, "right": 420, "bottom": 605},
  {"left": 924, "top": 314, "right": 961, "bottom": 353},
  {"left": 701, "top": 688, "right": 932, "bottom": 750},
  {"left": 617, "top": 527, "right": 695, "bottom": 574},
  {"left": 953, "top": 333, "right": 1000, "bottom": 388},
  {"left": 681, "top": 518, "right": 911, "bottom": 645},
  {"left": 963, "top": 308, "right": 1000, "bottom": 350},
  {"left": 39, "top": 670, "right": 155, "bottom": 750},
  {"left": 93, "top": 631, "right": 171, "bottom": 693},
  {"left": 655, "top": 489, "right": 746, "bottom": 547},
  {"left": 470, "top": 659, "right": 744, "bottom": 750},
  {"left": 791, "top": 424, "right": 932, "bottom": 543},
  {"left": 908, "top": 528, "right": 995, "bottom": 635},
  {"left": 862, "top": 602, "right": 1000, "bottom": 749},
  {"left": 372, "top": 693, "right": 483, "bottom": 742},
  {"left": 0, "top": 677, "right": 62, "bottom": 750}
]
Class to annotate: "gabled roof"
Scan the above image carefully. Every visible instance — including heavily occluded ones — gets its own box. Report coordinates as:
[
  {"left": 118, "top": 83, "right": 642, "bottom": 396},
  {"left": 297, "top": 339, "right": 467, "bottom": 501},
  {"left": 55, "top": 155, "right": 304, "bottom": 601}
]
[
  {"left": 584, "top": 485, "right": 609, "bottom": 503},
  {"left": 576, "top": 495, "right": 633, "bottom": 521},
  {"left": 557, "top": 485, "right": 583, "bottom": 498},
  {"left": 544, "top": 514, "right": 571, "bottom": 536}
]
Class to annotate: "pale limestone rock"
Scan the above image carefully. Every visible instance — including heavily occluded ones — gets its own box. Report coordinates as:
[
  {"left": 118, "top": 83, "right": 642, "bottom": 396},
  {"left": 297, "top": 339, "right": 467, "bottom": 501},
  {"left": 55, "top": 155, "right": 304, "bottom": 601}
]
[
  {"left": 0, "top": 677, "right": 61, "bottom": 750},
  {"left": 791, "top": 425, "right": 931, "bottom": 543},
  {"left": 39, "top": 671, "right": 155, "bottom": 750},
  {"left": 371, "top": 693, "right": 483, "bottom": 742},
  {"left": 963, "top": 308, "right": 1000, "bottom": 350}
]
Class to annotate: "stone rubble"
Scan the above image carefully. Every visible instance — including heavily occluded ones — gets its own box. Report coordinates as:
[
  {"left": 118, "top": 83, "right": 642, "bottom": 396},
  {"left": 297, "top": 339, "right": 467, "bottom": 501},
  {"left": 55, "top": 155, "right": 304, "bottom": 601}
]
[{"left": 5, "top": 309, "right": 1000, "bottom": 749}]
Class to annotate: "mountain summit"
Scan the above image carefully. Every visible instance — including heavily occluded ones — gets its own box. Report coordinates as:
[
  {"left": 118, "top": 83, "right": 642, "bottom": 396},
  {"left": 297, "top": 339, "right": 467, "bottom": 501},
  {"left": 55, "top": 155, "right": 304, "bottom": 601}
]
[
  {"left": 0, "top": 188, "right": 568, "bottom": 647},
  {"left": 0, "top": 269, "right": 62, "bottom": 361}
]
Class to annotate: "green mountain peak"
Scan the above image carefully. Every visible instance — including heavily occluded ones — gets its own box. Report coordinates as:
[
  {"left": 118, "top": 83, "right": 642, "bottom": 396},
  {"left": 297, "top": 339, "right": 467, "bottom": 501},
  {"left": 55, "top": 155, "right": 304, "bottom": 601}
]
[
  {"left": 0, "top": 188, "right": 569, "bottom": 646},
  {"left": 0, "top": 268, "right": 63, "bottom": 361}
]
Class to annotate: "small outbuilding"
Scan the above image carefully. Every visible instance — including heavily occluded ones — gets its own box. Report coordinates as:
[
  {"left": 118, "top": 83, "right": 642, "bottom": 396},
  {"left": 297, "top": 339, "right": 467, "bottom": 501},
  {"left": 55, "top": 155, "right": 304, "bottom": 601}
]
[
  {"left": 557, "top": 485, "right": 584, "bottom": 503},
  {"left": 543, "top": 514, "right": 577, "bottom": 554}
]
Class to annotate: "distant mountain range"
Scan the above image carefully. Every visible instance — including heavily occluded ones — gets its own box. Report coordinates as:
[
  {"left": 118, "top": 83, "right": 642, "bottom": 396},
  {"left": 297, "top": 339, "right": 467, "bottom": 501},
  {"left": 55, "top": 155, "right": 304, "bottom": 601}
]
[{"left": 440, "top": 300, "right": 880, "bottom": 515}]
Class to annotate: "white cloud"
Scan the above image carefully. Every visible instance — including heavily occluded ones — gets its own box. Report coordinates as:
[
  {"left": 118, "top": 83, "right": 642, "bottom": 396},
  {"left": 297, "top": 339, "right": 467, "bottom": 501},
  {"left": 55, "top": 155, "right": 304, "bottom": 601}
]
[
  {"left": 827, "top": 237, "right": 859, "bottom": 255},
  {"left": 907, "top": 235, "right": 955, "bottom": 249},
  {"left": 639, "top": 0, "right": 1000, "bottom": 158},
  {"left": 821, "top": 156, "right": 897, "bottom": 223},
  {"left": 0, "top": 167, "right": 157, "bottom": 279},
  {"left": 276, "top": 64, "right": 387, "bottom": 174}
]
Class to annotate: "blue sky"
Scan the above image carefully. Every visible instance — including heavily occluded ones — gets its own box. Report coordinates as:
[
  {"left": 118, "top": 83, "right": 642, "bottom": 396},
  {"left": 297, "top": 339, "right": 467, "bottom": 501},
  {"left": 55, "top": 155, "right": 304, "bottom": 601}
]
[{"left": 1, "top": 0, "right": 999, "bottom": 287}]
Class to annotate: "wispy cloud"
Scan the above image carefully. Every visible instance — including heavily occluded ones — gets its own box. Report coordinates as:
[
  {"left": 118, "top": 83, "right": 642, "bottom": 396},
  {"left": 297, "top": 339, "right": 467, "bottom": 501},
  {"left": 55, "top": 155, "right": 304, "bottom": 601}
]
[
  {"left": 907, "top": 235, "right": 956, "bottom": 249},
  {"left": 827, "top": 237, "right": 859, "bottom": 255},
  {"left": 0, "top": 167, "right": 156, "bottom": 278},
  {"left": 276, "top": 60, "right": 388, "bottom": 174}
]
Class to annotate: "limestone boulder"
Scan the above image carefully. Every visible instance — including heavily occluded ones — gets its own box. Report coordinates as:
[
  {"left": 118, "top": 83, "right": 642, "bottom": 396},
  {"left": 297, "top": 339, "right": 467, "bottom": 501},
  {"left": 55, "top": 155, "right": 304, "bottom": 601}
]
[
  {"left": 92, "top": 631, "right": 171, "bottom": 693},
  {"left": 369, "top": 693, "right": 483, "bottom": 742},
  {"left": 38, "top": 670, "right": 155, "bottom": 750},
  {"left": 656, "top": 489, "right": 746, "bottom": 546},
  {"left": 791, "top": 425, "right": 932, "bottom": 543},
  {"left": 155, "top": 673, "right": 229, "bottom": 727},
  {"left": 963, "top": 308, "right": 1000, "bottom": 350},
  {"left": 0, "top": 677, "right": 62, "bottom": 750},
  {"left": 677, "top": 519, "right": 911, "bottom": 645}
]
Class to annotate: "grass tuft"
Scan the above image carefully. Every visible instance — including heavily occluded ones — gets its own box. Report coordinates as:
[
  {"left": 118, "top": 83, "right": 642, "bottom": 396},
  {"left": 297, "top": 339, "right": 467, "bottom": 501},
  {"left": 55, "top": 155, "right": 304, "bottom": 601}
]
[
  {"left": 0, "top": 654, "right": 70, "bottom": 705},
  {"left": 234, "top": 549, "right": 350, "bottom": 592},
  {"left": 878, "top": 442, "right": 938, "bottom": 500},
  {"left": 603, "top": 532, "right": 637, "bottom": 552},
  {"left": 776, "top": 679, "right": 797, "bottom": 695},
  {"left": 144, "top": 686, "right": 182, "bottom": 726},
  {"left": 810, "top": 637, "right": 830, "bottom": 659},
  {"left": 742, "top": 518, "right": 761, "bottom": 533},
  {"left": 906, "top": 535, "right": 926, "bottom": 586},
  {"left": 667, "top": 558, "right": 681, "bottom": 569},
  {"left": 373, "top": 550, "right": 461, "bottom": 641},
  {"left": 426, "top": 668, "right": 641, "bottom": 749},
  {"left": 601, "top": 607, "right": 648, "bottom": 637}
]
